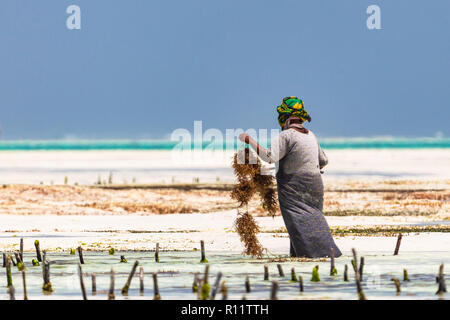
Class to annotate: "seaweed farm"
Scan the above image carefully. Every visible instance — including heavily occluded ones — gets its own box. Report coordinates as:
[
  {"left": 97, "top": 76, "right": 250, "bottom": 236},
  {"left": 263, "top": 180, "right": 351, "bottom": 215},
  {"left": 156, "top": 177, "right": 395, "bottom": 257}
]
[
  {"left": 2, "top": 245, "right": 448, "bottom": 300},
  {"left": 0, "top": 180, "right": 448, "bottom": 300}
]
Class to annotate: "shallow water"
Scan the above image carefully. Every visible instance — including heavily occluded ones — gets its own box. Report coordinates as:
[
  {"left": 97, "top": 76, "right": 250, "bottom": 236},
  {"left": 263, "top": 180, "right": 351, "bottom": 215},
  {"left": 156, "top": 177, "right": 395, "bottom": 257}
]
[{"left": 2, "top": 251, "right": 448, "bottom": 300}]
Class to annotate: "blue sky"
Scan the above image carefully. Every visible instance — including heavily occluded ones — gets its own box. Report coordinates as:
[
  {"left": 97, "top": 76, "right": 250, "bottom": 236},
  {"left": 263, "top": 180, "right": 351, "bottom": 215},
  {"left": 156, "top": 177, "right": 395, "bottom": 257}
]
[{"left": 0, "top": 0, "right": 449, "bottom": 139}]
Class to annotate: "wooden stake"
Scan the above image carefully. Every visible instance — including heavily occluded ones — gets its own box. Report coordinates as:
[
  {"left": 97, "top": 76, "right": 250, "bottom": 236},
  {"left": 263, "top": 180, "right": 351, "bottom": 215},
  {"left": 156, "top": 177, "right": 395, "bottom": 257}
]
[
  {"left": 344, "top": 264, "right": 349, "bottom": 281},
  {"left": 351, "top": 249, "right": 359, "bottom": 269},
  {"left": 2, "top": 253, "right": 5, "bottom": 268},
  {"left": 77, "top": 246, "right": 84, "bottom": 264},
  {"left": 42, "top": 260, "right": 53, "bottom": 293},
  {"left": 108, "top": 268, "right": 115, "bottom": 300},
  {"left": 34, "top": 240, "right": 42, "bottom": 262},
  {"left": 391, "top": 277, "right": 401, "bottom": 294},
  {"left": 192, "top": 272, "right": 199, "bottom": 293},
  {"left": 299, "top": 276, "right": 304, "bottom": 292},
  {"left": 394, "top": 234, "right": 402, "bottom": 255},
  {"left": 245, "top": 275, "right": 251, "bottom": 293},
  {"left": 22, "top": 269, "right": 28, "bottom": 300},
  {"left": 200, "top": 240, "right": 208, "bottom": 263},
  {"left": 196, "top": 276, "right": 201, "bottom": 300},
  {"left": 351, "top": 259, "right": 356, "bottom": 273},
  {"left": 19, "top": 238, "right": 24, "bottom": 263},
  {"left": 277, "top": 264, "right": 285, "bottom": 277},
  {"left": 203, "top": 264, "right": 210, "bottom": 284},
  {"left": 5, "top": 255, "right": 12, "bottom": 287},
  {"left": 290, "top": 267, "right": 298, "bottom": 282},
  {"left": 436, "top": 264, "right": 447, "bottom": 295},
  {"left": 122, "top": 260, "right": 139, "bottom": 295},
  {"left": 220, "top": 281, "right": 228, "bottom": 300},
  {"left": 270, "top": 280, "right": 278, "bottom": 300},
  {"left": 264, "top": 264, "right": 269, "bottom": 281},
  {"left": 10, "top": 254, "right": 16, "bottom": 266},
  {"left": 14, "top": 252, "right": 22, "bottom": 264},
  {"left": 330, "top": 247, "right": 337, "bottom": 276},
  {"left": 91, "top": 272, "right": 97, "bottom": 295},
  {"left": 139, "top": 267, "right": 144, "bottom": 294},
  {"left": 42, "top": 250, "right": 47, "bottom": 264},
  {"left": 351, "top": 248, "right": 366, "bottom": 300},
  {"left": 155, "top": 243, "right": 160, "bottom": 263},
  {"left": 311, "top": 265, "right": 320, "bottom": 282},
  {"left": 437, "top": 276, "right": 447, "bottom": 295},
  {"left": 153, "top": 273, "right": 161, "bottom": 300},
  {"left": 403, "top": 269, "right": 410, "bottom": 282},
  {"left": 211, "top": 271, "right": 222, "bottom": 300},
  {"left": 8, "top": 284, "right": 15, "bottom": 300},
  {"left": 200, "top": 264, "right": 210, "bottom": 300},
  {"left": 359, "top": 257, "right": 365, "bottom": 281},
  {"left": 78, "top": 264, "right": 87, "bottom": 300}
]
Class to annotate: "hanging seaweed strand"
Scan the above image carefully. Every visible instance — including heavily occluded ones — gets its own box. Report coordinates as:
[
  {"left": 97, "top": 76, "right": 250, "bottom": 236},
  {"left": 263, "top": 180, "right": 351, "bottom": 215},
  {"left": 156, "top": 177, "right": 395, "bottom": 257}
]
[{"left": 231, "top": 147, "right": 278, "bottom": 257}]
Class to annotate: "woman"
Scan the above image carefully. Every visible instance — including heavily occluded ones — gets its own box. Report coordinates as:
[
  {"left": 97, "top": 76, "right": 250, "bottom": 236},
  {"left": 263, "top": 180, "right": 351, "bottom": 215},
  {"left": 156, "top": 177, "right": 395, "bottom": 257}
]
[{"left": 239, "top": 96, "right": 342, "bottom": 258}]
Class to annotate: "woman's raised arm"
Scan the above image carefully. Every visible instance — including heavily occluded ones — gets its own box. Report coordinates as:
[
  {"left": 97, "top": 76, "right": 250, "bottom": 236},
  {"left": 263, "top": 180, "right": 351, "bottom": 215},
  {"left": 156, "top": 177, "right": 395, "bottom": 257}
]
[{"left": 238, "top": 133, "right": 287, "bottom": 163}]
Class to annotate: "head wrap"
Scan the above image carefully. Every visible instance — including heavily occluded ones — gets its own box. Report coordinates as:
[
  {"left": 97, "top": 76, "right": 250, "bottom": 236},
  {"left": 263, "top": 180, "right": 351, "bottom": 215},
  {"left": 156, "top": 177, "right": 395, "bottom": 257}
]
[{"left": 276, "top": 96, "right": 311, "bottom": 128}]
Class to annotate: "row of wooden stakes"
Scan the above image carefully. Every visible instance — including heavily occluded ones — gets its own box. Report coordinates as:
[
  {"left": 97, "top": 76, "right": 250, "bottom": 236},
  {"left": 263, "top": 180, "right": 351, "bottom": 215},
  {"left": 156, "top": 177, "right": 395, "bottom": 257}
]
[
  {"left": 2, "top": 236, "right": 447, "bottom": 300},
  {"left": 1, "top": 233, "right": 403, "bottom": 270}
]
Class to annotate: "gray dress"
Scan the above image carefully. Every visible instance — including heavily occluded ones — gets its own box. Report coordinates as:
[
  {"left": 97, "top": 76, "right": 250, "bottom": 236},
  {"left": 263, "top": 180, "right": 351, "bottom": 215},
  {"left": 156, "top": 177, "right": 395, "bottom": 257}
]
[{"left": 259, "top": 129, "right": 342, "bottom": 258}]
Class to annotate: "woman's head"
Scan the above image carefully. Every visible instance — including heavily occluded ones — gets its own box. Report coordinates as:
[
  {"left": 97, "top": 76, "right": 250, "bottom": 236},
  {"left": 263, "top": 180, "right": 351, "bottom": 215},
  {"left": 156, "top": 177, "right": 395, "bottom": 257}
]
[{"left": 276, "top": 96, "right": 311, "bottom": 128}]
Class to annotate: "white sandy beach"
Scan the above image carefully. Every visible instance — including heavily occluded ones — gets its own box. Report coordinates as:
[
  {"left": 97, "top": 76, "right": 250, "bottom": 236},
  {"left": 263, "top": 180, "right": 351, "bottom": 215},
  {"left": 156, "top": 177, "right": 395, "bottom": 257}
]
[
  {"left": 0, "top": 149, "right": 449, "bottom": 184},
  {"left": 0, "top": 212, "right": 448, "bottom": 255}
]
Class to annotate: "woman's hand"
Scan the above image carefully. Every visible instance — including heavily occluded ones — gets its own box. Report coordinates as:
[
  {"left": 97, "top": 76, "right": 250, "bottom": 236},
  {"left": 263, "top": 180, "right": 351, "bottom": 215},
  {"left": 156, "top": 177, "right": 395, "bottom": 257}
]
[
  {"left": 238, "top": 133, "right": 250, "bottom": 144},
  {"left": 239, "top": 133, "right": 266, "bottom": 157}
]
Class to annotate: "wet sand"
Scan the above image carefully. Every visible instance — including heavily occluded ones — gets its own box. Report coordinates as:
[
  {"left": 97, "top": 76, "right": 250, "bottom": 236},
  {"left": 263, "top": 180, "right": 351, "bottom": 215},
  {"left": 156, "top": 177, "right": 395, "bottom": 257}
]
[
  {"left": 1, "top": 179, "right": 448, "bottom": 217},
  {"left": 0, "top": 179, "right": 448, "bottom": 253}
]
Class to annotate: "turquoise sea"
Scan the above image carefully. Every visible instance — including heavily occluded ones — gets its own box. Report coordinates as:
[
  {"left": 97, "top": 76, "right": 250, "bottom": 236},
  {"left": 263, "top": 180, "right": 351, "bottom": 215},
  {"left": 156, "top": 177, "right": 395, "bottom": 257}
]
[{"left": 0, "top": 137, "right": 448, "bottom": 150}]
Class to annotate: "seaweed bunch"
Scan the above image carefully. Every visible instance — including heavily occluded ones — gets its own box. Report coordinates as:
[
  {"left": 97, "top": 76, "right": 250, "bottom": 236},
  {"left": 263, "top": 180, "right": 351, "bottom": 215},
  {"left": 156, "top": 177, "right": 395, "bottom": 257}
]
[
  {"left": 234, "top": 212, "right": 263, "bottom": 257},
  {"left": 231, "top": 147, "right": 278, "bottom": 215},
  {"left": 259, "top": 186, "right": 278, "bottom": 216},
  {"left": 230, "top": 179, "right": 255, "bottom": 207},
  {"left": 230, "top": 147, "right": 278, "bottom": 257},
  {"left": 231, "top": 148, "right": 260, "bottom": 181}
]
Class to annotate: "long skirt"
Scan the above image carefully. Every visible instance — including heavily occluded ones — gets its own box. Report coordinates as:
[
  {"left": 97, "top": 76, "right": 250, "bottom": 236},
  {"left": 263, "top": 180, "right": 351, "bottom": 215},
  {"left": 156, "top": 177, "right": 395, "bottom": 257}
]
[{"left": 276, "top": 171, "right": 342, "bottom": 258}]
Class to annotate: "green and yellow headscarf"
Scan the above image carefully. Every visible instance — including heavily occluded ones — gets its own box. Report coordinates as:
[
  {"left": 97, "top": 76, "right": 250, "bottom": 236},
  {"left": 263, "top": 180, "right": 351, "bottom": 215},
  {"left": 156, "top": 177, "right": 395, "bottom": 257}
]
[{"left": 276, "top": 96, "right": 311, "bottom": 128}]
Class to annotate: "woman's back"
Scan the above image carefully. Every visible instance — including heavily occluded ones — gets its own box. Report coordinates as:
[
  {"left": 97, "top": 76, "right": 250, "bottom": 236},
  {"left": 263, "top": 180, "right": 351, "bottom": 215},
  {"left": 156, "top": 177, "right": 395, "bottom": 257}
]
[
  {"left": 272, "top": 129, "right": 328, "bottom": 211},
  {"left": 272, "top": 129, "right": 327, "bottom": 177}
]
